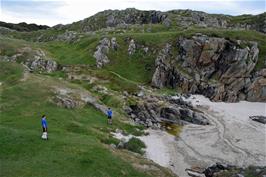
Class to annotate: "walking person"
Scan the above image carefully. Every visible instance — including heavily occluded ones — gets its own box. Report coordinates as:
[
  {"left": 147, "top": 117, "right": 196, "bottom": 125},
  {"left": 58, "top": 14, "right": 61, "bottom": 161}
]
[
  {"left": 41, "top": 115, "right": 48, "bottom": 140},
  {"left": 107, "top": 108, "right": 113, "bottom": 125}
]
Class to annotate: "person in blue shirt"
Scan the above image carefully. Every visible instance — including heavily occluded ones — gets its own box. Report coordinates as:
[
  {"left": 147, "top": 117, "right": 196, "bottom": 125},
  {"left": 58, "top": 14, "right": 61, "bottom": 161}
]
[
  {"left": 41, "top": 115, "right": 48, "bottom": 133},
  {"left": 107, "top": 108, "right": 113, "bottom": 125},
  {"left": 41, "top": 115, "right": 48, "bottom": 140}
]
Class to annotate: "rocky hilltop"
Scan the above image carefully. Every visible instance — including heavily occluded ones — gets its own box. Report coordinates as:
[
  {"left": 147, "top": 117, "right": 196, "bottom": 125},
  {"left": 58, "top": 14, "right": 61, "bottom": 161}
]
[{"left": 62, "top": 8, "right": 266, "bottom": 33}]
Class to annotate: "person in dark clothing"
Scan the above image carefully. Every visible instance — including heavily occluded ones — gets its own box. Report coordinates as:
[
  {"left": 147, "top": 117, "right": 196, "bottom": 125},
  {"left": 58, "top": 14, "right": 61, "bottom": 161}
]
[
  {"left": 106, "top": 108, "right": 113, "bottom": 125},
  {"left": 41, "top": 115, "right": 48, "bottom": 140}
]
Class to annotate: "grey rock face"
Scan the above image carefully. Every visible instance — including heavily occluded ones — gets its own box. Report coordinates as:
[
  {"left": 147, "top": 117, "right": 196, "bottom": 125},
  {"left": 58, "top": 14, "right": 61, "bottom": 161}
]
[
  {"left": 0, "top": 47, "right": 58, "bottom": 73},
  {"left": 24, "top": 49, "right": 57, "bottom": 72},
  {"left": 78, "top": 8, "right": 168, "bottom": 32},
  {"left": 151, "top": 34, "right": 262, "bottom": 102},
  {"left": 67, "top": 9, "right": 265, "bottom": 33},
  {"left": 162, "top": 18, "right": 171, "bottom": 27},
  {"left": 151, "top": 43, "right": 173, "bottom": 88},
  {"left": 26, "top": 58, "right": 57, "bottom": 73},
  {"left": 249, "top": 116, "right": 266, "bottom": 124},
  {"left": 93, "top": 38, "right": 111, "bottom": 68},
  {"left": 53, "top": 86, "right": 108, "bottom": 114},
  {"left": 126, "top": 95, "right": 209, "bottom": 127},
  {"left": 175, "top": 10, "right": 228, "bottom": 29},
  {"left": 93, "top": 37, "right": 119, "bottom": 68},
  {"left": 111, "top": 37, "right": 118, "bottom": 50},
  {"left": 246, "top": 69, "right": 266, "bottom": 101},
  {"left": 203, "top": 163, "right": 235, "bottom": 177},
  {"left": 56, "top": 31, "right": 78, "bottom": 42},
  {"left": 128, "top": 39, "right": 136, "bottom": 55},
  {"left": 54, "top": 95, "right": 82, "bottom": 109}
]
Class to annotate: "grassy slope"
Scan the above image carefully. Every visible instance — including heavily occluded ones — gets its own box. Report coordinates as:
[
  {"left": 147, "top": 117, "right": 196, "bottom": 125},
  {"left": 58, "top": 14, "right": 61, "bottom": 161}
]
[
  {"left": 2, "top": 27, "right": 265, "bottom": 85},
  {"left": 43, "top": 36, "right": 99, "bottom": 65},
  {"left": 40, "top": 28, "right": 266, "bottom": 84},
  {"left": 0, "top": 62, "right": 175, "bottom": 177}
]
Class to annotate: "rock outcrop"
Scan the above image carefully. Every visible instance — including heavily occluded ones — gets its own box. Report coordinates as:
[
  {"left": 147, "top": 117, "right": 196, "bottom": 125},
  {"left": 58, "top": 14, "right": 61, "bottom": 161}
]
[
  {"left": 74, "top": 8, "right": 168, "bottom": 31},
  {"left": 93, "top": 38, "right": 111, "bottom": 68},
  {"left": 25, "top": 58, "right": 58, "bottom": 73},
  {"left": 55, "top": 31, "right": 78, "bottom": 42},
  {"left": 246, "top": 69, "right": 266, "bottom": 101},
  {"left": 93, "top": 37, "right": 120, "bottom": 67},
  {"left": 249, "top": 116, "right": 266, "bottom": 124},
  {"left": 125, "top": 94, "right": 209, "bottom": 128},
  {"left": 151, "top": 34, "right": 264, "bottom": 102},
  {"left": 111, "top": 37, "right": 118, "bottom": 50},
  {"left": 128, "top": 39, "right": 136, "bottom": 55},
  {"left": 0, "top": 47, "right": 58, "bottom": 73},
  {"left": 53, "top": 86, "right": 108, "bottom": 113}
]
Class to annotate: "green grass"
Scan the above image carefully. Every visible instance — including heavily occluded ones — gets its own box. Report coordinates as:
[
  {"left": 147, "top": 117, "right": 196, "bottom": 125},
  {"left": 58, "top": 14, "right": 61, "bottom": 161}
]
[
  {"left": 81, "top": 69, "right": 140, "bottom": 94},
  {"left": 0, "top": 37, "right": 34, "bottom": 57},
  {"left": 43, "top": 37, "right": 99, "bottom": 65},
  {"left": 124, "top": 137, "right": 146, "bottom": 155},
  {"left": 0, "top": 62, "right": 24, "bottom": 85},
  {"left": 0, "top": 63, "right": 173, "bottom": 177},
  {"left": 99, "top": 94, "right": 123, "bottom": 109}
]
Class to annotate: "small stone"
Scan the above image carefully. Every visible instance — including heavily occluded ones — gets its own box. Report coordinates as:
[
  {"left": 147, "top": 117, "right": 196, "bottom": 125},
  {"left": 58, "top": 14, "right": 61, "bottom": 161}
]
[
  {"left": 115, "top": 129, "right": 123, "bottom": 134},
  {"left": 137, "top": 91, "right": 145, "bottom": 97},
  {"left": 110, "top": 144, "right": 116, "bottom": 149},
  {"left": 117, "top": 141, "right": 125, "bottom": 149}
]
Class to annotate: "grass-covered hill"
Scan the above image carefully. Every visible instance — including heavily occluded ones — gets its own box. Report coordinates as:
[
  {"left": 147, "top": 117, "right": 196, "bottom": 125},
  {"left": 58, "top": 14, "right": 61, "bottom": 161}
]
[
  {"left": 0, "top": 21, "right": 49, "bottom": 32},
  {"left": 0, "top": 61, "right": 177, "bottom": 177},
  {"left": 0, "top": 8, "right": 266, "bottom": 177}
]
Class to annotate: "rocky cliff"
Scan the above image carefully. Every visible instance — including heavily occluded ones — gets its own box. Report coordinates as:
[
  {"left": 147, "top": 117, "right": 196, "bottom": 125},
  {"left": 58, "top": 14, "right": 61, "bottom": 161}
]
[{"left": 151, "top": 34, "right": 265, "bottom": 102}]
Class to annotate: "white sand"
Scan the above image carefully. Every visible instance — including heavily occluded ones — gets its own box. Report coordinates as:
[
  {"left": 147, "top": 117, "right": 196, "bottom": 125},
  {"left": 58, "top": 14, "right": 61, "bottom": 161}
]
[
  {"left": 138, "top": 129, "right": 175, "bottom": 167},
  {"left": 138, "top": 95, "right": 266, "bottom": 177}
]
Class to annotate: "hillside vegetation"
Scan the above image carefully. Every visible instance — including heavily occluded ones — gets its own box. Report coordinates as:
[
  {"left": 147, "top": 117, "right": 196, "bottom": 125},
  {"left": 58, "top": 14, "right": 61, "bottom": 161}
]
[
  {"left": 0, "top": 62, "right": 176, "bottom": 177},
  {"left": 0, "top": 8, "right": 266, "bottom": 177}
]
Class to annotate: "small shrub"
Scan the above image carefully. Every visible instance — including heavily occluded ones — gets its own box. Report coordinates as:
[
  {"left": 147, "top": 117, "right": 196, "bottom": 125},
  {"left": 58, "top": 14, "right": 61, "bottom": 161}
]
[
  {"left": 124, "top": 137, "right": 146, "bottom": 155},
  {"left": 100, "top": 136, "right": 120, "bottom": 146}
]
